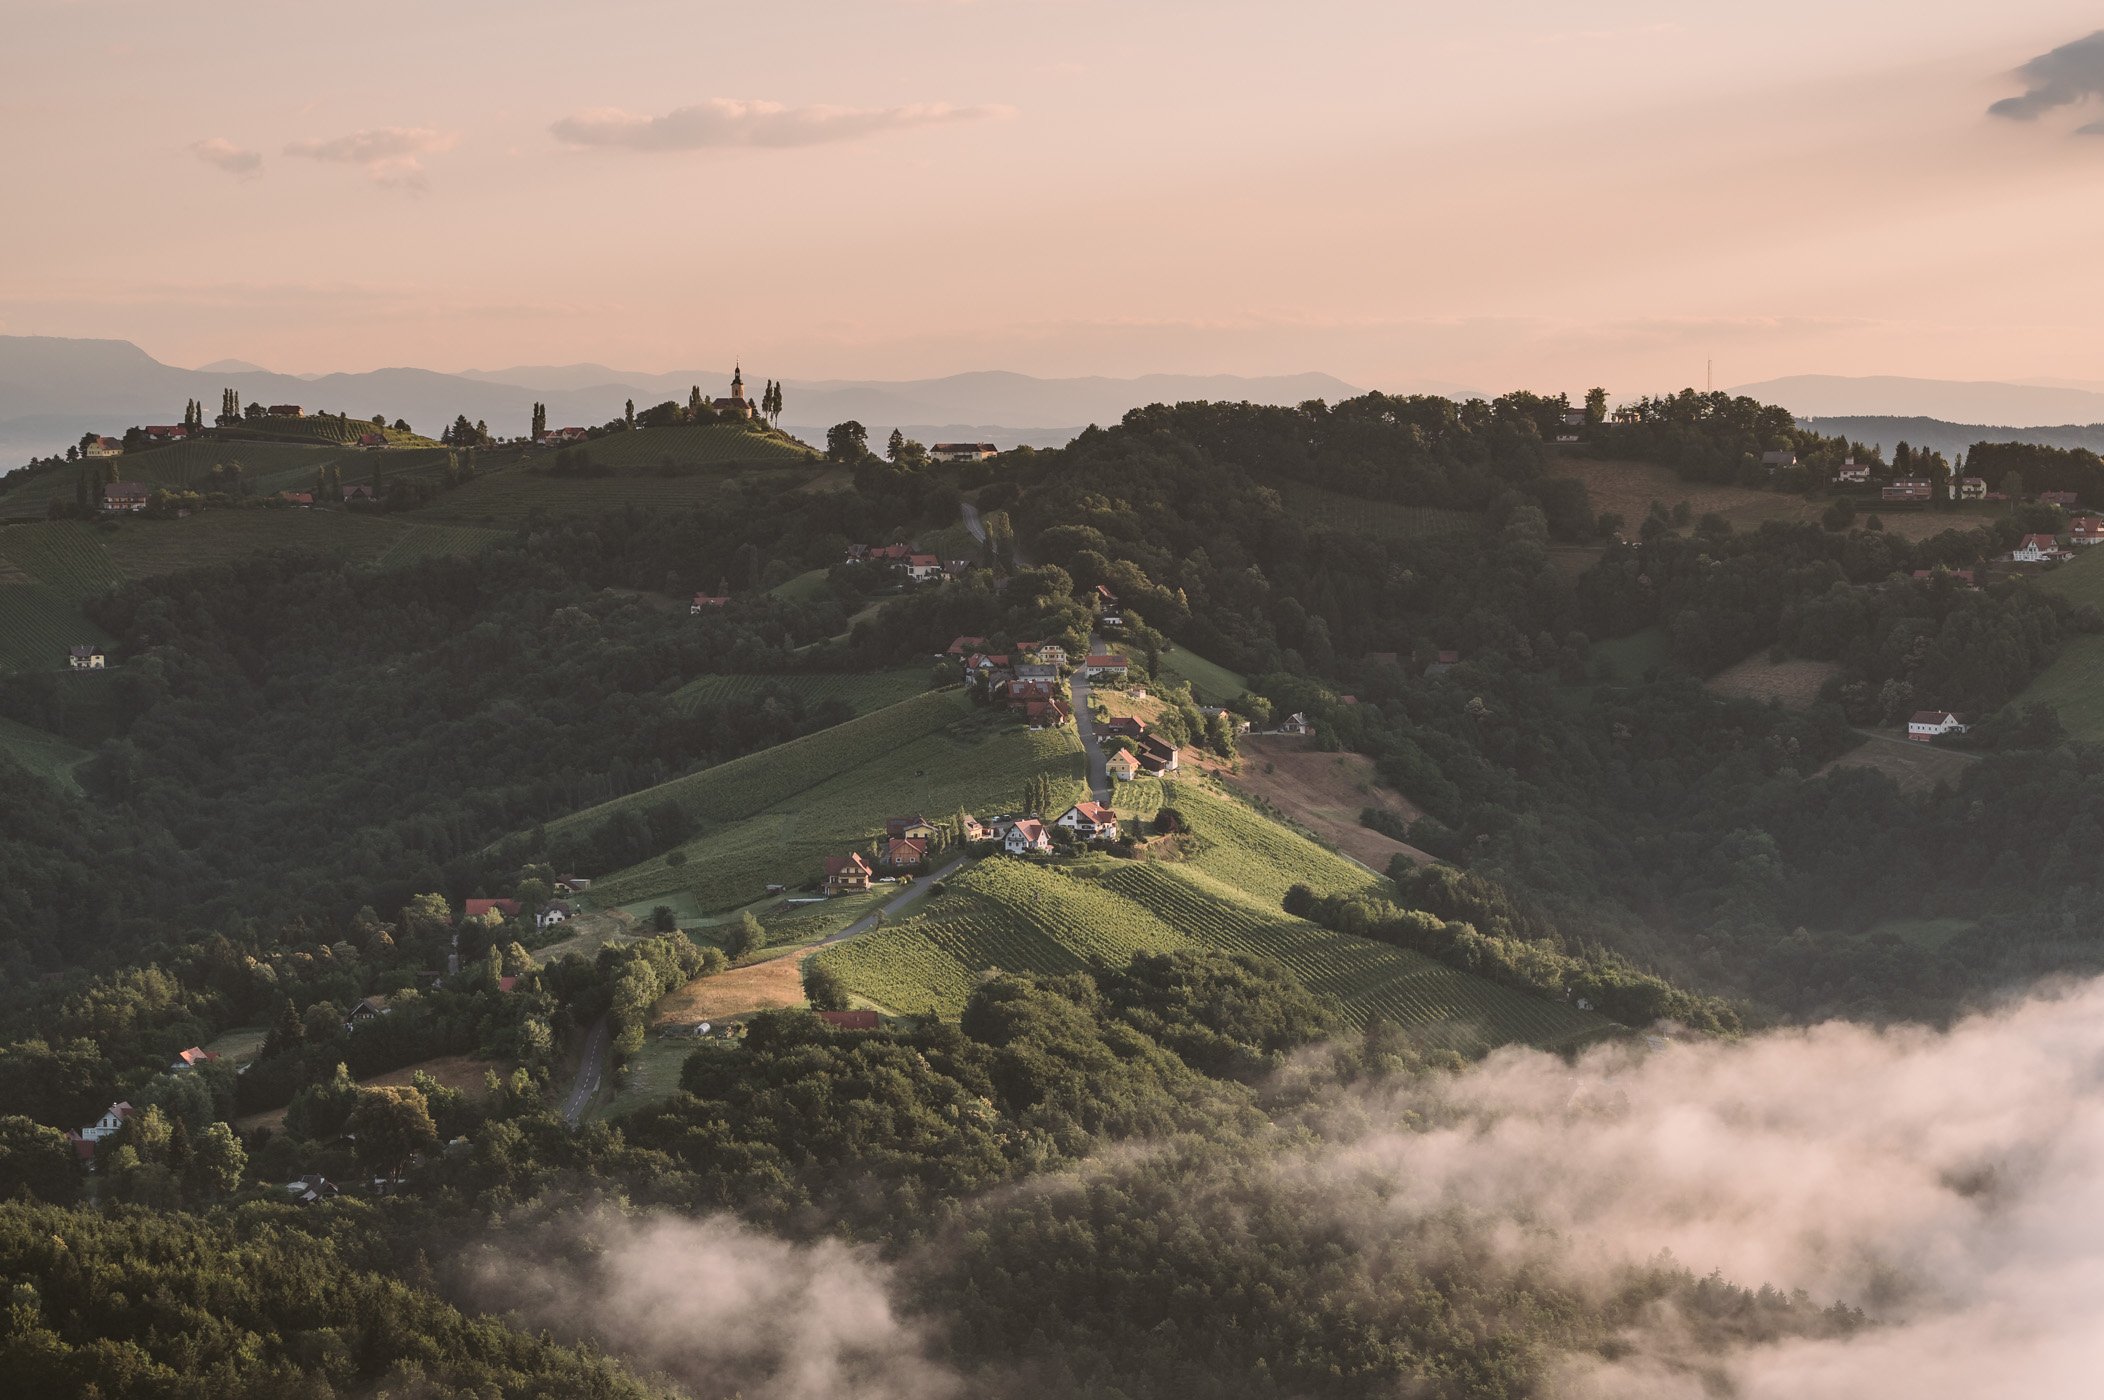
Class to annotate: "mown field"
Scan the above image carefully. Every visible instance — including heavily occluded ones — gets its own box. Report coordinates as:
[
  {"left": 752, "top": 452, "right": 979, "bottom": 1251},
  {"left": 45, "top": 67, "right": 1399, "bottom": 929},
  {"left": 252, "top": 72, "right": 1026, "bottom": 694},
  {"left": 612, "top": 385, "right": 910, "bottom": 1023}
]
[
  {"left": 550, "top": 689, "right": 1088, "bottom": 913},
  {"left": 816, "top": 782, "right": 1612, "bottom": 1055},
  {"left": 0, "top": 713, "right": 93, "bottom": 792},
  {"left": 1276, "top": 480, "right": 1483, "bottom": 542},
  {"left": 2014, "top": 551, "right": 2104, "bottom": 740},
  {"left": 670, "top": 668, "right": 934, "bottom": 717},
  {"left": 545, "top": 423, "right": 816, "bottom": 472},
  {"left": 1157, "top": 644, "right": 1247, "bottom": 703}
]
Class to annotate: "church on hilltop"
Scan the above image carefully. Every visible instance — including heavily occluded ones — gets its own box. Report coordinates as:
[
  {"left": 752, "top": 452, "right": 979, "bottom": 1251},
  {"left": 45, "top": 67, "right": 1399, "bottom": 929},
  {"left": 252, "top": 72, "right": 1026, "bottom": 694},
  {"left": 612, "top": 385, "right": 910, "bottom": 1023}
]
[{"left": 713, "top": 366, "right": 753, "bottom": 420}]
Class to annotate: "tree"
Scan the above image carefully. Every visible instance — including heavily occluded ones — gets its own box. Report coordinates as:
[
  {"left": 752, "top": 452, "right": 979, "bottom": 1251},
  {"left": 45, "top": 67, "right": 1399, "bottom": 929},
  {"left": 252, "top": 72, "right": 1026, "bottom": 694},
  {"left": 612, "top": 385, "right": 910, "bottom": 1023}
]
[
  {"left": 260, "top": 996, "right": 303, "bottom": 1059},
  {"left": 186, "top": 1121, "right": 246, "bottom": 1199},
  {"left": 688, "top": 385, "right": 704, "bottom": 419},
  {"left": 653, "top": 904, "right": 678, "bottom": 932},
  {"left": 723, "top": 911, "right": 764, "bottom": 959},
  {"left": 827, "top": 421, "right": 869, "bottom": 462},
  {"left": 0, "top": 1116, "right": 81, "bottom": 1204},
  {"left": 625, "top": 398, "right": 636, "bottom": 429},
  {"left": 802, "top": 961, "right": 851, "bottom": 1011},
  {"left": 347, "top": 1084, "right": 438, "bottom": 1178},
  {"left": 531, "top": 401, "right": 547, "bottom": 439},
  {"left": 887, "top": 427, "right": 906, "bottom": 462}
]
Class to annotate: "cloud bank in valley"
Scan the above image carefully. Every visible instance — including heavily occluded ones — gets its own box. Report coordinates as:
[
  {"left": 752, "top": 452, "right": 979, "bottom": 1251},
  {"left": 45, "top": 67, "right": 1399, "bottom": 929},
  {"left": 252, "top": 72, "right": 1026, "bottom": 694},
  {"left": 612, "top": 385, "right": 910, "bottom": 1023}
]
[
  {"left": 283, "top": 126, "right": 459, "bottom": 189},
  {"left": 484, "top": 978, "right": 2104, "bottom": 1398},
  {"left": 549, "top": 98, "right": 1013, "bottom": 152},
  {"left": 1990, "top": 30, "right": 2104, "bottom": 132}
]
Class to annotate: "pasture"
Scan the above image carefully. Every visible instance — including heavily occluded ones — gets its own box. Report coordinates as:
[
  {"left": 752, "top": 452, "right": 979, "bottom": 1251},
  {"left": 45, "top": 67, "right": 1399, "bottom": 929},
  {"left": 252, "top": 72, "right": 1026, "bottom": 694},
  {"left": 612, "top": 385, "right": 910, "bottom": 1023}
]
[
  {"left": 1157, "top": 644, "right": 1247, "bottom": 703},
  {"left": 2011, "top": 552, "right": 2104, "bottom": 740},
  {"left": 547, "top": 689, "right": 1087, "bottom": 913},
  {"left": 548, "top": 423, "right": 816, "bottom": 473},
  {"left": 1817, "top": 731, "right": 1978, "bottom": 794},
  {"left": 814, "top": 804, "right": 1612, "bottom": 1056},
  {"left": 670, "top": 668, "right": 934, "bottom": 718}
]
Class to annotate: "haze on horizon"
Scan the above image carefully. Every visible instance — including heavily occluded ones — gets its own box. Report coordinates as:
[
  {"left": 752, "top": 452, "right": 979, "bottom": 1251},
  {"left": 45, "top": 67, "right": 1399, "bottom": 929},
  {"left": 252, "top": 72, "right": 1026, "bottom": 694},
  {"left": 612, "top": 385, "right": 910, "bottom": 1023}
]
[{"left": 11, "top": 1, "right": 2104, "bottom": 395}]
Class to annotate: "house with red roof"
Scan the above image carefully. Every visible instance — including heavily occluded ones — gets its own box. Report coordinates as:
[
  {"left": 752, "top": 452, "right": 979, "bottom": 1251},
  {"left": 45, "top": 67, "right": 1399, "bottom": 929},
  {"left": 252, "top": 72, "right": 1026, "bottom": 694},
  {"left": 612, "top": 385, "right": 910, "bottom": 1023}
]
[
  {"left": 464, "top": 897, "right": 522, "bottom": 921},
  {"left": 84, "top": 436, "right": 123, "bottom": 458},
  {"left": 817, "top": 1009, "right": 881, "bottom": 1029},
  {"left": 358, "top": 432, "right": 388, "bottom": 448},
  {"left": 906, "top": 553, "right": 943, "bottom": 583},
  {"left": 169, "top": 1047, "right": 218, "bottom": 1071},
  {"left": 1022, "top": 698, "right": 1072, "bottom": 729},
  {"left": 947, "top": 635, "right": 990, "bottom": 656},
  {"left": 66, "top": 1102, "right": 135, "bottom": 1160},
  {"left": 279, "top": 490, "right": 314, "bottom": 507},
  {"left": 824, "top": 852, "right": 873, "bottom": 895},
  {"left": 1106, "top": 748, "right": 1142, "bottom": 782},
  {"left": 2012, "top": 534, "right": 2070, "bottom": 564},
  {"left": 2071, "top": 516, "right": 2104, "bottom": 547},
  {"left": 879, "top": 836, "right": 929, "bottom": 873},
  {"left": 690, "top": 590, "right": 731, "bottom": 612},
  {"left": 1056, "top": 801, "right": 1120, "bottom": 842},
  {"left": 1002, "top": 819, "right": 1051, "bottom": 855}
]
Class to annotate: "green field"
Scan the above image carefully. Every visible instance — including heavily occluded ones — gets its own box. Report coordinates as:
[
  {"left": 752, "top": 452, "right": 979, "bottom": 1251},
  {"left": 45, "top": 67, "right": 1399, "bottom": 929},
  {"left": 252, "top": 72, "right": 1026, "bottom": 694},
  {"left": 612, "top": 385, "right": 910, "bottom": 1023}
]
[
  {"left": 1276, "top": 480, "right": 1483, "bottom": 542},
  {"left": 548, "top": 422, "right": 817, "bottom": 472},
  {"left": 0, "top": 584, "right": 111, "bottom": 674},
  {"left": 669, "top": 668, "right": 935, "bottom": 717},
  {"left": 221, "top": 415, "right": 441, "bottom": 449},
  {"left": 0, "top": 713, "right": 93, "bottom": 792},
  {"left": 1589, "top": 627, "right": 1674, "bottom": 683},
  {"left": 546, "top": 689, "right": 1088, "bottom": 913},
  {"left": 1157, "top": 644, "right": 1248, "bottom": 703},
  {"left": 815, "top": 798, "right": 1612, "bottom": 1055},
  {"left": 768, "top": 568, "right": 833, "bottom": 604},
  {"left": 0, "top": 440, "right": 457, "bottom": 517},
  {"left": 2015, "top": 552, "right": 2104, "bottom": 740}
]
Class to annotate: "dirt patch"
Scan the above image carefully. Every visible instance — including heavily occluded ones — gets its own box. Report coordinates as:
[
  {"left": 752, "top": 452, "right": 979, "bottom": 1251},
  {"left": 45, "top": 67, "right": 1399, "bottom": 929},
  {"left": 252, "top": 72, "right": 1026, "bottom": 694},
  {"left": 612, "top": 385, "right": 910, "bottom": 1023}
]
[
  {"left": 1816, "top": 731, "right": 1978, "bottom": 794},
  {"left": 535, "top": 908, "right": 643, "bottom": 964},
  {"left": 651, "top": 949, "right": 814, "bottom": 1027},
  {"left": 234, "top": 1053, "right": 502, "bottom": 1134},
  {"left": 1705, "top": 654, "right": 1841, "bottom": 708},
  {"left": 1228, "top": 735, "right": 1432, "bottom": 871}
]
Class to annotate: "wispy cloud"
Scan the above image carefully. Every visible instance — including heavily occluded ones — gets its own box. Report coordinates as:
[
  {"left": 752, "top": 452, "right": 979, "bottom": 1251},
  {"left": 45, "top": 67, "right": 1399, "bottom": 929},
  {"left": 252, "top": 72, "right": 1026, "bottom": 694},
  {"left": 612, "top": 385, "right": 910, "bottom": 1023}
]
[
  {"left": 283, "top": 126, "right": 459, "bottom": 190},
  {"left": 189, "top": 137, "right": 261, "bottom": 177},
  {"left": 549, "top": 98, "right": 1013, "bottom": 152},
  {"left": 1989, "top": 30, "right": 2104, "bottom": 133}
]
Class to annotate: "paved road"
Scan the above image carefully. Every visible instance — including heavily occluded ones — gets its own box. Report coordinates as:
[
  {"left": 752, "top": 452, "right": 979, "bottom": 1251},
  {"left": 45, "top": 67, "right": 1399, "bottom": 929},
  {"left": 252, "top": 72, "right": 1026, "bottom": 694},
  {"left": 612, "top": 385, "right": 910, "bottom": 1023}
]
[
  {"left": 1069, "top": 642, "right": 1113, "bottom": 804},
  {"left": 959, "top": 501, "right": 1029, "bottom": 567},
  {"left": 561, "top": 1016, "right": 611, "bottom": 1127},
  {"left": 819, "top": 852, "right": 972, "bottom": 946}
]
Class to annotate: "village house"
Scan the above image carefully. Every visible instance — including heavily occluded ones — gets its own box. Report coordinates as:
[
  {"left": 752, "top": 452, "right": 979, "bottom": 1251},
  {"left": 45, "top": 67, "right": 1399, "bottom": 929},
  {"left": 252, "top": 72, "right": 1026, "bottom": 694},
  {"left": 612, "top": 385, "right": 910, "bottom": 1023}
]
[
  {"left": 2070, "top": 516, "right": 2104, "bottom": 546},
  {"left": 1136, "top": 735, "right": 1181, "bottom": 774},
  {"left": 885, "top": 815, "right": 939, "bottom": 842},
  {"left": 279, "top": 490, "right": 314, "bottom": 507},
  {"left": 965, "top": 652, "right": 1011, "bottom": 676},
  {"left": 342, "top": 483, "right": 376, "bottom": 503},
  {"left": 824, "top": 852, "right": 874, "bottom": 895},
  {"left": 880, "top": 836, "right": 929, "bottom": 873},
  {"left": 1003, "top": 819, "right": 1051, "bottom": 855},
  {"left": 947, "top": 635, "right": 991, "bottom": 656},
  {"left": 545, "top": 426, "right": 589, "bottom": 444},
  {"left": 1277, "top": 712, "right": 1312, "bottom": 735},
  {"left": 1908, "top": 710, "right": 1970, "bottom": 742},
  {"left": 268, "top": 404, "right": 304, "bottom": 417},
  {"left": 1836, "top": 460, "right": 1872, "bottom": 485},
  {"left": 1959, "top": 476, "right": 1988, "bottom": 500},
  {"left": 68, "top": 645, "right": 105, "bottom": 670},
  {"left": 848, "top": 542, "right": 914, "bottom": 565},
  {"left": 1084, "top": 653, "right": 1130, "bottom": 680},
  {"left": 169, "top": 1047, "right": 218, "bottom": 1072},
  {"left": 84, "top": 436, "right": 123, "bottom": 458},
  {"left": 1005, "top": 678, "right": 1058, "bottom": 706},
  {"left": 2041, "top": 490, "right": 2080, "bottom": 507},
  {"left": 931, "top": 442, "right": 998, "bottom": 463},
  {"left": 144, "top": 424, "right": 192, "bottom": 443},
  {"left": 1761, "top": 450, "right": 1798, "bottom": 470},
  {"left": 463, "top": 897, "right": 522, "bottom": 922},
  {"left": 348, "top": 995, "right": 393, "bottom": 1026},
  {"left": 2012, "top": 534, "right": 2069, "bottom": 564},
  {"left": 65, "top": 1102, "right": 135, "bottom": 1161},
  {"left": 1023, "top": 697, "right": 1073, "bottom": 729},
  {"left": 1882, "top": 480, "right": 1932, "bottom": 503},
  {"left": 1106, "top": 748, "right": 1142, "bottom": 782},
  {"left": 906, "top": 553, "right": 944, "bottom": 583},
  {"left": 102, "top": 481, "right": 150, "bottom": 512},
  {"left": 817, "top": 1009, "right": 881, "bottom": 1030},
  {"left": 1100, "top": 715, "right": 1147, "bottom": 741},
  {"left": 358, "top": 432, "right": 387, "bottom": 449},
  {"left": 690, "top": 590, "right": 730, "bottom": 612},
  {"left": 536, "top": 901, "right": 573, "bottom": 931},
  {"left": 554, "top": 875, "right": 592, "bottom": 894},
  {"left": 287, "top": 1174, "right": 340, "bottom": 1206},
  {"left": 1019, "top": 641, "right": 1070, "bottom": 667},
  {"left": 1056, "top": 801, "right": 1120, "bottom": 843},
  {"left": 1014, "top": 662, "right": 1060, "bottom": 684},
  {"left": 959, "top": 814, "right": 991, "bottom": 843}
]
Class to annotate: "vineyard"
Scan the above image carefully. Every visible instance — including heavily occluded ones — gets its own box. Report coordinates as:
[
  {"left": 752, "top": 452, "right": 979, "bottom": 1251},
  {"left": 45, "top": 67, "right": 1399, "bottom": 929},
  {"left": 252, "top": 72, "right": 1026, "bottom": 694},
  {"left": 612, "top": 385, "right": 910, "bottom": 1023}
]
[
  {"left": 1163, "top": 779, "right": 1377, "bottom": 903},
  {"left": 816, "top": 850, "right": 1614, "bottom": 1055},
  {"left": 0, "top": 714, "right": 92, "bottom": 793},
  {"left": 1156, "top": 645, "right": 1248, "bottom": 704},
  {"left": 554, "top": 423, "right": 817, "bottom": 472},
  {"left": 373, "top": 522, "right": 507, "bottom": 569},
  {"left": 0, "top": 583, "right": 110, "bottom": 674},
  {"left": 0, "top": 523, "right": 125, "bottom": 597},
  {"left": 221, "top": 416, "right": 441, "bottom": 449},
  {"left": 669, "top": 669, "right": 934, "bottom": 717},
  {"left": 564, "top": 692, "right": 1088, "bottom": 913}
]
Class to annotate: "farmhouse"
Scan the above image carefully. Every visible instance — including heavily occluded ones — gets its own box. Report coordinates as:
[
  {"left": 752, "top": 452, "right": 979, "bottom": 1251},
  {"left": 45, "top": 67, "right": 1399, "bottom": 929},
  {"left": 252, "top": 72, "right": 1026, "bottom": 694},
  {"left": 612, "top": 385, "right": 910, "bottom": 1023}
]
[
  {"left": 1100, "top": 715, "right": 1147, "bottom": 740},
  {"left": 268, "top": 405, "right": 305, "bottom": 417},
  {"left": 2041, "top": 490, "right": 2080, "bottom": 507},
  {"left": 1136, "top": 735, "right": 1181, "bottom": 774},
  {"left": 906, "top": 553, "right": 944, "bottom": 583},
  {"left": 1106, "top": 748, "right": 1142, "bottom": 782},
  {"left": 1277, "top": 712, "right": 1312, "bottom": 735},
  {"left": 1084, "top": 653, "right": 1130, "bottom": 679},
  {"left": 463, "top": 897, "right": 522, "bottom": 921},
  {"left": 1019, "top": 642, "right": 1070, "bottom": 667},
  {"left": 1023, "top": 698, "right": 1073, "bottom": 729},
  {"left": 287, "top": 1174, "right": 340, "bottom": 1206},
  {"left": 1003, "top": 819, "right": 1051, "bottom": 855},
  {"left": 1908, "top": 710, "right": 1970, "bottom": 742},
  {"left": 712, "top": 366, "right": 755, "bottom": 419},
  {"left": 959, "top": 814, "right": 991, "bottom": 842},
  {"left": 68, "top": 645, "right": 105, "bottom": 670},
  {"left": 1959, "top": 476, "right": 1988, "bottom": 500},
  {"left": 65, "top": 1102, "right": 135, "bottom": 1160},
  {"left": 144, "top": 424, "right": 192, "bottom": 443},
  {"left": 349, "top": 996, "right": 393, "bottom": 1024},
  {"left": 947, "top": 635, "right": 990, "bottom": 656},
  {"left": 279, "top": 490, "right": 314, "bottom": 507},
  {"left": 84, "top": 436, "right": 123, "bottom": 458},
  {"left": 880, "top": 836, "right": 929, "bottom": 873},
  {"left": 169, "top": 1047, "right": 217, "bottom": 1071},
  {"left": 850, "top": 542, "right": 914, "bottom": 565},
  {"left": 885, "top": 815, "right": 939, "bottom": 842},
  {"left": 1882, "top": 480, "right": 1931, "bottom": 503},
  {"left": 554, "top": 875, "right": 592, "bottom": 894},
  {"left": 824, "top": 852, "right": 874, "bottom": 895},
  {"left": 342, "top": 484, "right": 376, "bottom": 503},
  {"left": 1014, "top": 663, "right": 1060, "bottom": 684},
  {"left": 1056, "top": 802, "right": 1120, "bottom": 842},
  {"left": 2012, "top": 534, "right": 2069, "bottom": 564},
  {"left": 536, "top": 901, "right": 573, "bottom": 931},
  {"left": 690, "top": 590, "right": 731, "bottom": 612},
  {"left": 1761, "top": 450, "right": 1798, "bottom": 470},
  {"left": 102, "top": 481, "right": 150, "bottom": 512},
  {"left": 931, "top": 442, "right": 998, "bottom": 463},
  {"left": 1836, "top": 460, "right": 1871, "bottom": 485},
  {"left": 2070, "top": 516, "right": 2104, "bottom": 546},
  {"left": 358, "top": 432, "right": 387, "bottom": 448},
  {"left": 546, "top": 426, "right": 589, "bottom": 444}
]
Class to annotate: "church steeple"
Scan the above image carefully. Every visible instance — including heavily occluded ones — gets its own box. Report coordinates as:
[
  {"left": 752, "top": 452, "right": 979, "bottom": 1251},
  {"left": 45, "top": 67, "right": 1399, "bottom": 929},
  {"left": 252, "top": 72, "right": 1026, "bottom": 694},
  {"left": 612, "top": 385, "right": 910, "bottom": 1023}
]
[{"left": 731, "top": 363, "right": 745, "bottom": 402}]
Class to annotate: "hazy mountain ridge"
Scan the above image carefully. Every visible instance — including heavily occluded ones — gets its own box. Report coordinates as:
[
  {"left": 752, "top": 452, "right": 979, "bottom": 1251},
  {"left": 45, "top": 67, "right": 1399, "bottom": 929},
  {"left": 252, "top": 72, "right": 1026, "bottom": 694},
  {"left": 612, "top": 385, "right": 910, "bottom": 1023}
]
[
  {"left": 1796, "top": 416, "right": 2104, "bottom": 462},
  {"left": 1731, "top": 374, "right": 2104, "bottom": 427}
]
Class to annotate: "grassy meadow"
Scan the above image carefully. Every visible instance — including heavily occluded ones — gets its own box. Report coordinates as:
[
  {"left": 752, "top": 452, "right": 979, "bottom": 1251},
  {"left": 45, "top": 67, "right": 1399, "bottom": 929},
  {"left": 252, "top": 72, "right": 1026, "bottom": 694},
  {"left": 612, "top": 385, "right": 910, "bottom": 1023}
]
[{"left": 669, "top": 668, "right": 935, "bottom": 718}]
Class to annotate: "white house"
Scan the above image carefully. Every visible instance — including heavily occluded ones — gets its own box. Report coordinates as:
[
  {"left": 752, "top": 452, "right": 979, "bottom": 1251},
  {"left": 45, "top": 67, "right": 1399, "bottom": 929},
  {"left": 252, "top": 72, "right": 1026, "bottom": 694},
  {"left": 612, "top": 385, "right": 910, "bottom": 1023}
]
[
  {"left": 931, "top": 442, "right": 998, "bottom": 463},
  {"left": 536, "top": 900, "right": 574, "bottom": 931},
  {"left": 1084, "top": 653, "right": 1130, "bottom": 680},
  {"left": 1907, "top": 710, "right": 1969, "bottom": 742},
  {"left": 1003, "top": 819, "right": 1051, "bottom": 855},
  {"left": 906, "top": 553, "right": 944, "bottom": 583},
  {"left": 1959, "top": 476, "right": 1988, "bottom": 500},
  {"left": 1055, "top": 802, "right": 1120, "bottom": 842},
  {"left": 66, "top": 1101, "right": 135, "bottom": 1159},
  {"left": 2012, "top": 534, "right": 2068, "bottom": 564},
  {"left": 68, "top": 645, "right": 105, "bottom": 670},
  {"left": 1836, "top": 460, "right": 1871, "bottom": 485}
]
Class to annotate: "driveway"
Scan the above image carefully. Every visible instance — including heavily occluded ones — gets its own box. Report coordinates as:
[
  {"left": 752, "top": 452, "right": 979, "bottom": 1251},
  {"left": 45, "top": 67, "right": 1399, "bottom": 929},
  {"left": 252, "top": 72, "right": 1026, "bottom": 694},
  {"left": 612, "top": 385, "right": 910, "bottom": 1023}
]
[
  {"left": 819, "top": 852, "right": 971, "bottom": 945},
  {"left": 1069, "top": 644, "right": 1113, "bottom": 804},
  {"left": 562, "top": 1015, "right": 611, "bottom": 1126}
]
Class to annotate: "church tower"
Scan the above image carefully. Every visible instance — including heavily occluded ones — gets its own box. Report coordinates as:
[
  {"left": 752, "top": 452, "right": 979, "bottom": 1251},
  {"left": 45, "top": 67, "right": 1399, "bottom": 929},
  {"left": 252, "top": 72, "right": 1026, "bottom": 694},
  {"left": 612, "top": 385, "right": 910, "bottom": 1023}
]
[{"left": 731, "top": 364, "right": 746, "bottom": 404}]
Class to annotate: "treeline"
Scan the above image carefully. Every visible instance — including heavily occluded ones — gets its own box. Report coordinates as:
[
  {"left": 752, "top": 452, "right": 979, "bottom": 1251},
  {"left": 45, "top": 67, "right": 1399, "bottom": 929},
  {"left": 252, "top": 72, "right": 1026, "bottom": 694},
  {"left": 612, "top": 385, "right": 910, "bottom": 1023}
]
[{"left": 1593, "top": 389, "right": 1869, "bottom": 486}]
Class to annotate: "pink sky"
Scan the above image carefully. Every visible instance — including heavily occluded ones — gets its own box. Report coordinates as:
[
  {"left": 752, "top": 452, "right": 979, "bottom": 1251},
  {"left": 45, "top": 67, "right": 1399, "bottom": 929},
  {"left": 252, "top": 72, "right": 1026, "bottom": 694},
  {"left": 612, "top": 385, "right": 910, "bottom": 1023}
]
[{"left": 9, "top": 0, "right": 2104, "bottom": 395}]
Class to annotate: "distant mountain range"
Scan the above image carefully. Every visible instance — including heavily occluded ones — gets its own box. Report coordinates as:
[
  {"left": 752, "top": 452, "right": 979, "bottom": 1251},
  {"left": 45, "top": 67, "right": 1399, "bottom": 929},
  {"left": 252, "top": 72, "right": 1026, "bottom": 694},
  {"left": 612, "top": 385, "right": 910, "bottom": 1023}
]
[
  {"left": 0, "top": 336, "right": 1375, "bottom": 464},
  {"left": 1797, "top": 417, "right": 2104, "bottom": 462},
  {"left": 1730, "top": 374, "right": 2104, "bottom": 428}
]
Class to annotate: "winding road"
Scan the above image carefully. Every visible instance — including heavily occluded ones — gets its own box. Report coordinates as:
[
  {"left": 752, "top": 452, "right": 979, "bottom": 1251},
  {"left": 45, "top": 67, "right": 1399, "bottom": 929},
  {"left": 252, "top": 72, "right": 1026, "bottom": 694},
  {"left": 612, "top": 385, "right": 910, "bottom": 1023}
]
[
  {"left": 1069, "top": 640, "right": 1113, "bottom": 804},
  {"left": 820, "top": 852, "right": 972, "bottom": 946},
  {"left": 561, "top": 1016, "right": 611, "bottom": 1127}
]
